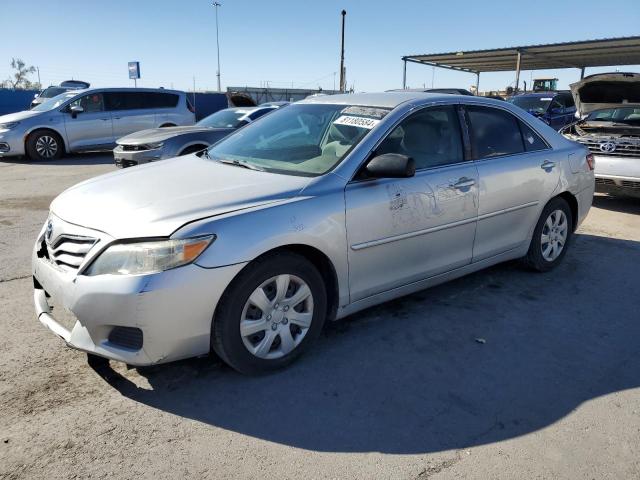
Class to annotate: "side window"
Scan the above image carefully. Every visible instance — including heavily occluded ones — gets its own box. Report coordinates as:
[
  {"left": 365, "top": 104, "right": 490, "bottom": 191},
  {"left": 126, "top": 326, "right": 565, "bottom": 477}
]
[
  {"left": 519, "top": 121, "right": 549, "bottom": 152},
  {"left": 70, "top": 93, "right": 104, "bottom": 113},
  {"left": 562, "top": 94, "right": 575, "bottom": 108},
  {"left": 466, "top": 106, "right": 524, "bottom": 159},
  {"left": 375, "top": 105, "right": 464, "bottom": 169},
  {"left": 145, "top": 93, "right": 179, "bottom": 108},
  {"left": 104, "top": 92, "right": 126, "bottom": 111},
  {"left": 550, "top": 98, "right": 564, "bottom": 111},
  {"left": 248, "top": 108, "right": 273, "bottom": 121}
]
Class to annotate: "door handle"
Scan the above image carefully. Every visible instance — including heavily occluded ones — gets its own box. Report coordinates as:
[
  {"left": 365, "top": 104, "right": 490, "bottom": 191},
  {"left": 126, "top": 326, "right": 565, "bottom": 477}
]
[
  {"left": 541, "top": 160, "right": 556, "bottom": 171},
  {"left": 100, "top": 118, "right": 110, "bottom": 121},
  {"left": 451, "top": 177, "right": 476, "bottom": 189},
  {"left": 113, "top": 117, "right": 121, "bottom": 120}
]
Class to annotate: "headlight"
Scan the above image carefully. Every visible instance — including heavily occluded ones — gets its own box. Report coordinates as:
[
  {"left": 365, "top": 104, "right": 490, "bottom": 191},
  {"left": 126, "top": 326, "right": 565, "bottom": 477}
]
[
  {"left": 145, "top": 142, "right": 164, "bottom": 149},
  {"left": 85, "top": 235, "right": 214, "bottom": 276},
  {"left": 0, "top": 122, "right": 19, "bottom": 130}
]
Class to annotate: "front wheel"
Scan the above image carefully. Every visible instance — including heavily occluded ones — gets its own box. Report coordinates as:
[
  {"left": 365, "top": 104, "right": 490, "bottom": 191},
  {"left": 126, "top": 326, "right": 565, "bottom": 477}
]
[
  {"left": 523, "top": 197, "right": 573, "bottom": 272},
  {"left": 26, "top": 130, "right": 63, "bottom": 161},
  {"left": 212, "top": 252, "right": 327, "bottom": 374}
]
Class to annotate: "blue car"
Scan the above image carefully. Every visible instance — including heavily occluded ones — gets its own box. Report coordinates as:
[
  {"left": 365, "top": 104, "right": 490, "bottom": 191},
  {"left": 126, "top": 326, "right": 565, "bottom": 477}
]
[{"left": 508, "top": 92, "right": 576, "bottom": 131}]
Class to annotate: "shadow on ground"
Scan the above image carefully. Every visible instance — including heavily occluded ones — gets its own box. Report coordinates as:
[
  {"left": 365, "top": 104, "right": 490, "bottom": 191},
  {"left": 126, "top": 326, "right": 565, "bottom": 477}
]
[
  {"left": 93, "top": 233, "right": 640, "bottom": 454},
  {"left": 1, "top": 152, "right": 114, "bottom": 166},
  {"left": 592, "top": 194, "right": 640, "bottom": 214}
]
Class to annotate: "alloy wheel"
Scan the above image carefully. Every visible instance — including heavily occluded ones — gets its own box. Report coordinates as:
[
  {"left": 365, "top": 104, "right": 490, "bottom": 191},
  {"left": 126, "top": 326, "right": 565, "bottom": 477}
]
[
  {"left": 240, "top": 274, "right": 314, "bottom": 360},
  {"left": 35, "top": 135, "right": 58, "bottom": 159},
  {"left": 541, "top": 209, "right": 568, "bottom": 262}
]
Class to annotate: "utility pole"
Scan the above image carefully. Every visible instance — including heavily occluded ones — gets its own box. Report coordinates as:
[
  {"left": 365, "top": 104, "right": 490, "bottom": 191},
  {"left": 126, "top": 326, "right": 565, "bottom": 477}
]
[
  {"left": 339, "top": 9, "right": 346, "bottom": 93},
  {"left": 213, "top": 2, "right": 222, "bottom": 92},
  {"left": 36, "top": 67, "right": 41, "bottom": 88}
]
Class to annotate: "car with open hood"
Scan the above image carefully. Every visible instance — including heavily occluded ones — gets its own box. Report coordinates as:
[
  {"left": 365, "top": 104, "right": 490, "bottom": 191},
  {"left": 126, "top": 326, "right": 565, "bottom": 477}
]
[
  {"left": 32, "top": 92, "right": 594, "bottom": 374},
  {"left": 561, "top": 72, "right": 640, "bottom": 198},
  {"left": 113, "top": 105, "right": 284, "bottom": 168}
]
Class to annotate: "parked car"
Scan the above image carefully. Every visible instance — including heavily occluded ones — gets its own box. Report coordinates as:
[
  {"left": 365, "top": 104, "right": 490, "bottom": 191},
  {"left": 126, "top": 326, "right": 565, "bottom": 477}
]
[
  {"left": 508, "top": 91, "right": 576, "bottom": 130},
  {"left": 32, "top": 92, "right": 594, "bottom": 374},
  {"left": 30, "top": 80, "right": 90, "bottom": 109},
  {"left": 0, "top": 87, "right": 195, "bottom": 161},
  {"left": 560, "top": 72, "right": 640, "bottom": 198},
  {"left": 113, "top": 105, "right": 284, "bottom": 168}
]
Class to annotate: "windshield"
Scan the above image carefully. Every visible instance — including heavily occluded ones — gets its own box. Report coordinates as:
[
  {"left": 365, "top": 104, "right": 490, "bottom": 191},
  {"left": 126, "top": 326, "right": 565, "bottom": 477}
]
[
  {"left": 586, "top": 107, "right": 640, "bottom": 125},
  {"left": 509, "top": 96, "right": 552, "bottom": 114},
  {"left": 40, "top": 87, "right": 68, "bottom": 98},
  {"left": 31, "top": 92, "right": 78, "bottom": 112},
  {"left": 197, "top": 109, "right": 248, "bottom": 128},
  {"left": 207, "top": 103, "right": 388, "bottom": 176}
]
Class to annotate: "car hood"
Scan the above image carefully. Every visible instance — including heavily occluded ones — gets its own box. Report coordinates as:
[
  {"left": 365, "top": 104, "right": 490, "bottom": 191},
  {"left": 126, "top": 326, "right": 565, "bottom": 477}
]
[
  {"left": 0, "top": 110, "right": 42, "bottom": 123},
  {"left": 117, "top": 126, "right": 233, "bottom": 145},
  {"left": 50, "top": 154, "right": 312, "bottom": 239},
  {"left": 570, "top": 73, "right": 640, "bottom": 117}
]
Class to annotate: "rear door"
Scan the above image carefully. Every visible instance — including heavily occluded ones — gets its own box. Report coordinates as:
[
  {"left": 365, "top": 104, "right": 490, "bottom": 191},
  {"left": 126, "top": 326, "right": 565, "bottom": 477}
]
[
  {"left": 345, "top": 104, "right": 479, "bottom": 301},
  {"left": 464, "top": 104, "right": 559, "bottom": 261},
  {"left": 63, "top": 92, "right": 114, "bottom": 150},
  {"left": 105, "top": 91, "right": 158, "bottom": 139}
]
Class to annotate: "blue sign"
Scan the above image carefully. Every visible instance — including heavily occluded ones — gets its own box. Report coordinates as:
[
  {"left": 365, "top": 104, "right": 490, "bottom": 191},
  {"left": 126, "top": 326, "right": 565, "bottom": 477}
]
[{"left": 128, "top": 61, "right": 140, "bottom": 80}]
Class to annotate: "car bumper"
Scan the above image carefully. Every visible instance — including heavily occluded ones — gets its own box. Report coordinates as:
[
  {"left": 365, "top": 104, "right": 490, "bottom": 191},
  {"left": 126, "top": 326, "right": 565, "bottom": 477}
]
[
  {"left": 0, "top": 128, "right": 26, "bottom": 157},
  {"left": 32, "top": 237, "right": 246, "bottom": 366},
  {"left": 594, "top": 174, "right": 640, "bottom": 198},
  {"left": 113, "top": 145, "right": 166, "bottom": 168}
]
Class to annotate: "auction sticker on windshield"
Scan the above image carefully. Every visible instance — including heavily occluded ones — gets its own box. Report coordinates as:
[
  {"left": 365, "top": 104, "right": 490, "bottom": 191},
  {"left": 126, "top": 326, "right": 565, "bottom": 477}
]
[{"left": 333, "top": 115, "right": 380, "bottom": 129}]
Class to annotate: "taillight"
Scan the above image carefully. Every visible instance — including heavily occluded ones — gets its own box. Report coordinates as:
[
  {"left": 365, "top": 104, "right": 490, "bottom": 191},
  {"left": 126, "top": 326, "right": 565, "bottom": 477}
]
[{"left": 585, "top": 153, "right": 595, "bottom": 171}]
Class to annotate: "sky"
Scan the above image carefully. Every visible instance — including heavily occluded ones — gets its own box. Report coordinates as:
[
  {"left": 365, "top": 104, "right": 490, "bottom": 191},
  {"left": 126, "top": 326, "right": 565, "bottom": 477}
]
[{"left": 2, "top": 0, "right": 639, "bottom": 94}]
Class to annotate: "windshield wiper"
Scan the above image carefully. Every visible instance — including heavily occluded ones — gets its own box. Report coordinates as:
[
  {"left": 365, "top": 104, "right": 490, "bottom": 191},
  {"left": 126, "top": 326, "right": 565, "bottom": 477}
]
[{"left": 216, "top": 158, "right": 266, "bottom": 171}]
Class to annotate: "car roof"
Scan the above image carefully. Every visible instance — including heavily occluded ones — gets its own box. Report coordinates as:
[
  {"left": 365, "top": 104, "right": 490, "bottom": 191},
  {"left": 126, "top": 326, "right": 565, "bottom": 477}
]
[
  {"left": 299, "top": 91, "right": 480, "bottom": 109},
  {"left": 61, "top": 87, "right": 186, "bottom": 96}
]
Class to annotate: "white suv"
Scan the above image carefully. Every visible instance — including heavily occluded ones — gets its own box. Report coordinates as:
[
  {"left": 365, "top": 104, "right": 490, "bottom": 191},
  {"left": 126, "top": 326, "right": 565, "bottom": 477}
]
[{"left": 0, "top": 88, "right": 195, "bottom": 161}]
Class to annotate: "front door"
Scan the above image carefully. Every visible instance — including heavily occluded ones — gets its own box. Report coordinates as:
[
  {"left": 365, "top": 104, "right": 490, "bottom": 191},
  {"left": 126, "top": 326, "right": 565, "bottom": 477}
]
[
  {"left": 63, "top": 93, "right": 114, "bottom": 150},
  {"left": 345, "top": 105, "right": 479, "bottom": 302},
  {"left": 463, "top": 105, "right": 560, "bottom": 261}
]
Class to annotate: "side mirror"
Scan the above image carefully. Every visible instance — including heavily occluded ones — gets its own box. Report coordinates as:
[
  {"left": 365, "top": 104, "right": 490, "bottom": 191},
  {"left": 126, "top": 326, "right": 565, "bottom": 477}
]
[
  {"left": 69, "top": 105, "right": 84, "bottom": 118},
  {"left": 365, "top": 153, "right": 415, "bottom": 179},
  {"left": 34, "top": 93, "right": 39, "bottom": 99}
]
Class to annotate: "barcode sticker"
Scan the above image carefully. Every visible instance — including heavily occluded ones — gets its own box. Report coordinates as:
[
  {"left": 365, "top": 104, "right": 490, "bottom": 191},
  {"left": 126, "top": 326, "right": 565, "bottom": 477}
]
[{"left": 333, "top": 115, "right": 380, "bottom": 129}]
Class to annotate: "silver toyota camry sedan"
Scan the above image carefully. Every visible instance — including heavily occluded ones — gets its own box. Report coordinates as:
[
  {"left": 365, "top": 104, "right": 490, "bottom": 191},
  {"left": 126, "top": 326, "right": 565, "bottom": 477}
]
[{"left": 32, "top": 92, "right": 595, "bottom": 374}]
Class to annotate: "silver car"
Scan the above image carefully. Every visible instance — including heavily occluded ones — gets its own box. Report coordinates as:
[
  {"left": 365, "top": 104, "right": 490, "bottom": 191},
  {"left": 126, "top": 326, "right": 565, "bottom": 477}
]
[
  {"left": 32, "top": 92, "right": 594, "bottom": 374},
  {"left": 561, "top": 72, "right": 640, "bottom": 198},
  {"left": 0, "top": 88, "right": 195, "bottom": 161},
  {"left": 113, "top": 105, "right": 283, "bottom": 168}
]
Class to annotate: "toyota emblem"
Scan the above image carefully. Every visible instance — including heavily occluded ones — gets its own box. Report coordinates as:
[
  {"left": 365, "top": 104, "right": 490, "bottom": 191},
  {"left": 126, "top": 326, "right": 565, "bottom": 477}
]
[{"left": 599, "top": 141, "right": 617, "bottom": 153}]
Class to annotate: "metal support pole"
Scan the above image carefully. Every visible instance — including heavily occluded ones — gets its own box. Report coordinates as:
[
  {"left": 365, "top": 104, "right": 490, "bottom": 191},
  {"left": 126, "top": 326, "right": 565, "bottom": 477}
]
[
  {"left": 475, "top": 72, "right": 480, "bottom": 95},
  {"left": 214, "top": 2, "right": 222, "bottom": 92},
  {"left": 580, "top": 67, "right": 585, "bottom": 79},
  {"left": 339, "top": 10, "right": 346, "bottom": 93},
  {"left": 402, "top": 59, "right": 407, "bottom": 89},
  {"left": 515, "top": 50, "right": 522, "bottom": 92}
]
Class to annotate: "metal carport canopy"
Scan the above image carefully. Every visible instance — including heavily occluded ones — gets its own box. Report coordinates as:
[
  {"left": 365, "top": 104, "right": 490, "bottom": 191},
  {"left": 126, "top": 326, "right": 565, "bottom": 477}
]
[{"left": 401, "top": 36, "right": 640, "bottom": 89}]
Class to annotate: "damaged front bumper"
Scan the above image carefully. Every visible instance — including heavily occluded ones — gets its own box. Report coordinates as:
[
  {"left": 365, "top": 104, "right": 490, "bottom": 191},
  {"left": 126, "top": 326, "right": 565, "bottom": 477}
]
[{"left": 32, "top": 220, "right": 246, "bottom": 366}]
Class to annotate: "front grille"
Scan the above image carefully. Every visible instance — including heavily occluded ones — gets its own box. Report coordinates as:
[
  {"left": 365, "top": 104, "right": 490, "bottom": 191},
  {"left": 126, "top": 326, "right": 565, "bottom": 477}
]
[
  {"left": 595, "top": 178, "right": 616, "bottom": 186},
  {"left": 47, "top": 235, "right": 97, "bottom": 271},
  {"left": 121, "top": 144, "right": 149, "bottom": 152},
  {"left": 108, "top": 327, "right": 143, "bottom": 350},
  {"left": 576, "top": 138, "right": 640, "bottom": 158},
  {"left": 621, "top": 180, "right": 640, "bottom": 189}
]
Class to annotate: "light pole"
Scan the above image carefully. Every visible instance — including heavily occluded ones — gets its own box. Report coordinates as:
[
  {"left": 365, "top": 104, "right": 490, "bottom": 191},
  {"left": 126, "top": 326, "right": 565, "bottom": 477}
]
[
  {"left": 339, "top": 10, "right": 346, "bottom": 93},
  {"left": 213, "top": 2, "right": 222, "bottom": 92}
]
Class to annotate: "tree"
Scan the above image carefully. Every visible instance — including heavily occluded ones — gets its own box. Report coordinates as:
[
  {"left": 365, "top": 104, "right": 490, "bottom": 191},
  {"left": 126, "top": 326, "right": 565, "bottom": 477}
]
[{"left": 4, "top": 58, "right": 40, "bottom": 90}]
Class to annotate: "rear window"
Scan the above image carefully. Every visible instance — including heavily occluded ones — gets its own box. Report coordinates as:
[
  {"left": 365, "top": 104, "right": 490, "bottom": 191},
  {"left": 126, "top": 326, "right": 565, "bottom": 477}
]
[
  {"left": 466, "top": 106, "right": 525, "bottom": 159},
  {"left": 105, "top": 92, "right": 179, "bottom": 111}
]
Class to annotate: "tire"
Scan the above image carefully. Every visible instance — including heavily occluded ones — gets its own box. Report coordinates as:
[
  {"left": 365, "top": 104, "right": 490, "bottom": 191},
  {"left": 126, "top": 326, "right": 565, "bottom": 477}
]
[
  {"left": 26, "top": 130, "right": 63, "bottom": 161},
  {"left": 212, "top": 251, "right": 327, "bottom": 375},
  {"left": 523, "top": 197, "right": 573, "bottom": 272},
  {"left": 179, "top": 145, "right": 207, "bottom": 156}
]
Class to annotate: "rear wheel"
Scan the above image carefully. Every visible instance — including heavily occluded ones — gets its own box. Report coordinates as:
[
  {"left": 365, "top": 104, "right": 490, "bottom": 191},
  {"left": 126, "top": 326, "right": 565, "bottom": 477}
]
[
  {"left": 26, "top": 130, "right": 63, "bottom": 161},
  {"left": 212, "top": 252, "right": 327, "bottom": 374},
  {"left": 523, "top": 197, "right": 573, "bottom": 272}
]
